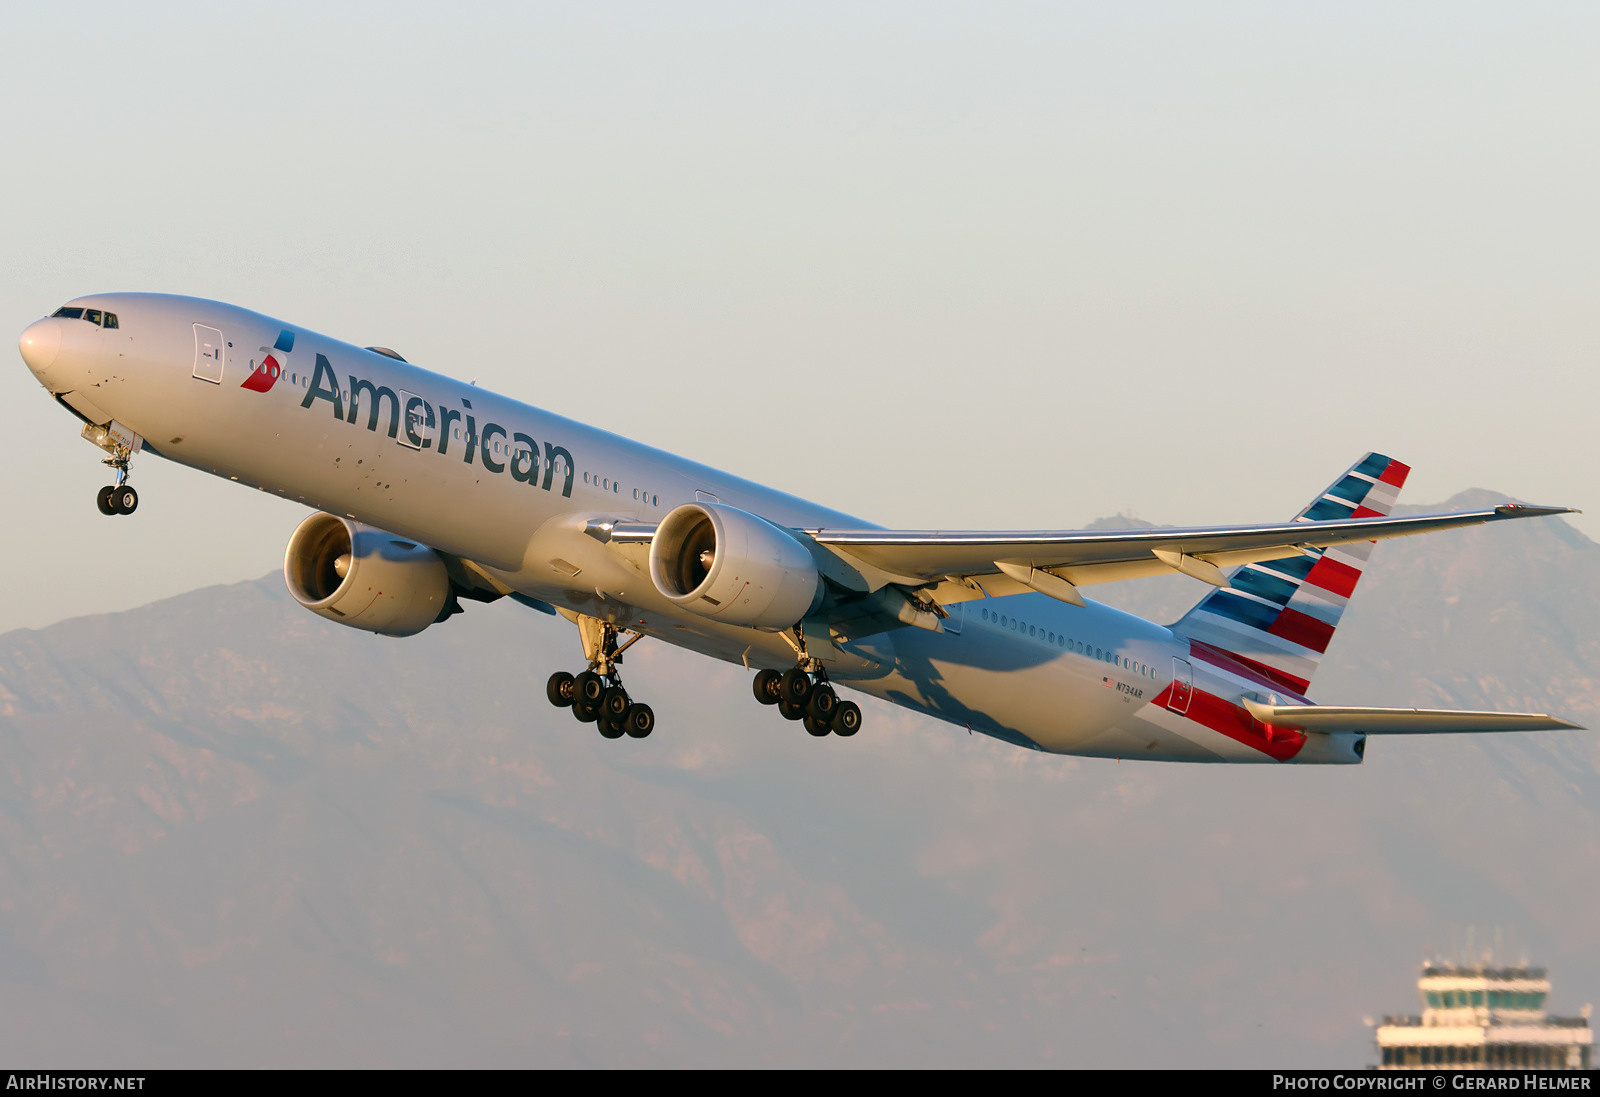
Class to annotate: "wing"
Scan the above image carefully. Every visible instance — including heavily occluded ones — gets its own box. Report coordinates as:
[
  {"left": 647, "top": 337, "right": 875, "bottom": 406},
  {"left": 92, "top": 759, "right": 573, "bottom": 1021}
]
[
  {"left": 607, "top": 502, "right": 1575, "bottom": 610},
  {"left": 1242, "top": 699, "right": 1583, "bottom": 734},
  {"left": 803, "top": 503, "right": 1575, "bottom": 602}
]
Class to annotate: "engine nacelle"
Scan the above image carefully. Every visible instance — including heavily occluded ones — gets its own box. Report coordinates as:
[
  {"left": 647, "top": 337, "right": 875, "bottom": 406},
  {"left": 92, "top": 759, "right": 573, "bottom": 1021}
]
[
  {"left": 284, "top": 513, "right": 451, "bottom": 637},
  {"left": 648, "top": 503, "right": 823, "bottom": 630}
]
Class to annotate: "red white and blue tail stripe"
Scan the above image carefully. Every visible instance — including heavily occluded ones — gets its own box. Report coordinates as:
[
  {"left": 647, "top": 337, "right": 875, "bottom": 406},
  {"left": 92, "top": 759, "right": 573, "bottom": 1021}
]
[{"left": 1170, "top": 453, "right": 1410, "bottom": 694}]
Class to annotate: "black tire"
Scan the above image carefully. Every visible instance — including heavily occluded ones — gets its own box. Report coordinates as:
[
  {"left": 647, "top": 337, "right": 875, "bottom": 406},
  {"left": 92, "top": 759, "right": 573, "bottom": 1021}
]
[
  {"left": 779, "top": 668, "right": 813, "bottom": 706},
  {"left": 598, "top": 718, "right": 625, "bottom": 739},
  {"left": 625, "top": 703, "right": 655, "bottom": 739},
  {"left": 572, "top": 700, "right": 599, "bottom": 723},
  {"left": 779, "top": 698, "right": 807, "bottom": 721},
  {"left": 574, "top": 671, "right": 605, "bottom": 706},
  {"left": 113, "top": 486, "right": 138, "bottom": 514},
  {"left": 600, "top": 686, "right": 630, "bottom": 720},
  {"left": 547, "top": 671, "right": 576, "bottom": 708},
  {"left": 752, "top": 669, "right": 782, "bottom": 705},
  {"left": 808, "top": 687, "right": 838, "bottom": 722},
  {"left": 804, "top": 713, "right": 832, "bottom": 737},
  {"left": 831, "top": 701, "right": 861, "bottom": 737},
  {"left": 96, "top": 486, "right": 117, "bottom": 515}
]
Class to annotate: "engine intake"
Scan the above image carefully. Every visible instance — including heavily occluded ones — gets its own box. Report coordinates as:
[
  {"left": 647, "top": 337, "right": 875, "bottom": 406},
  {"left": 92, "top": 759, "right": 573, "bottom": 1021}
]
[
  {"left": 648, "top": 503, "right": 822, "bottom": 630},
  {"left": 284, "top": 513, "right": 451, "bottom": 637}
]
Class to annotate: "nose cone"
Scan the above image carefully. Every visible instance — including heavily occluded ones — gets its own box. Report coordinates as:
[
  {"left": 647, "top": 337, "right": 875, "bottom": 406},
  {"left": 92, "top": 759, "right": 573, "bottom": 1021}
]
[{"left": 19, "top": 319, "right": 62, "bottom": 385}]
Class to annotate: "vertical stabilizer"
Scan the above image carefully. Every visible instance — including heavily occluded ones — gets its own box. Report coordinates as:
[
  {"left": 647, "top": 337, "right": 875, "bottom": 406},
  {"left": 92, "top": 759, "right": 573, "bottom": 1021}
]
[{"left": 1171, "top": 453, "right": 1410, "bottom": 693}]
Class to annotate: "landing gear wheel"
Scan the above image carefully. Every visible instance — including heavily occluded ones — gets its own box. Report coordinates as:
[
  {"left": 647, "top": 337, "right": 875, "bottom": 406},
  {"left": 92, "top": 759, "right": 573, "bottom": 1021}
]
[
  {"left": 96, "top": 486, "right": 117, "bottom": 515},
  {"left": 752, "top": 669, "right": 782, "bottom": 705},
  {"left": 807, "top": 687, "right": 838, "bottom": 722},
  {"left": 547, "top": 671, "right": 576, "bottom": 708},
  {"left": 113, "top": 486, "right": 138, "bottom": 514},
  {"left": 574, "top": 671, "right": 605, "bottom": 708},
  {"left": 600, "top": 687, "right": 630, "bottom": 721},
  {"left": 779, "top": 698, "right": 807, "bottom": 722},
  {"left": 572, "top": 699, "right": 600, "bottom": 723},
  {"left": 803, "top": 713, "right": 832, "bottom": 737},
  {"left": 831, "top": 700, "right": 862, "bottom": 737},
  {"left": 779, "top": 668, "right": 813, "bottom": 706},
  {"left": 625, "top": 703, "right": 655, "bottom": 739},
  {"left": 598, "top": 718, "right": 625, "bottom": 739}
]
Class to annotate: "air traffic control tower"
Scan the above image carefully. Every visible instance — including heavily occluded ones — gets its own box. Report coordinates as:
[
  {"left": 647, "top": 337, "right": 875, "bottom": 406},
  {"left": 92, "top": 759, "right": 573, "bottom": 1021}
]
[{"left": 1374, "top": 960, "right": 1592, "bottom": 1069}]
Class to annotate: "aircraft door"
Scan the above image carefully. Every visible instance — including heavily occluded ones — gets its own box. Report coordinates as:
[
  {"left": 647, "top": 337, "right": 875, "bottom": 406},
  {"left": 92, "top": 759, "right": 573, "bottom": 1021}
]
[
  {"left": 398, "top": 390, "right": 433, "bottom": 450},
  {"left": 193, "top": 324, "right": 225, "bottom": 383},
  {"left": 1167, "top": 657, "right": 1194, "bottom": 714}
]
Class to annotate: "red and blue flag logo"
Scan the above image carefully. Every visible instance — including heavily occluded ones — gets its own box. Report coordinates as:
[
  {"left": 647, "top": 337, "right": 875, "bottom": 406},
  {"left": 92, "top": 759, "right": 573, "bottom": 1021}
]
[{"left": 241, "top": 329, "right": 296, "bottom": 393}]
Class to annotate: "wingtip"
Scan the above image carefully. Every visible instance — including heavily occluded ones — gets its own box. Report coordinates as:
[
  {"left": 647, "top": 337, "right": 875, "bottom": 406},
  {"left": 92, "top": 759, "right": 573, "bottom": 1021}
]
[{"left": 1493, "top": 503, "right": 1580, "bottom": 518}]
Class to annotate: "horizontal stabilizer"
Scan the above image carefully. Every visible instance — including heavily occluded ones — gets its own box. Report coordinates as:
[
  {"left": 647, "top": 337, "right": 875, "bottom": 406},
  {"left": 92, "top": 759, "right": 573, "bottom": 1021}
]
[{"left": 1241, "top": 699, "right": 1582, "bottom": 735}]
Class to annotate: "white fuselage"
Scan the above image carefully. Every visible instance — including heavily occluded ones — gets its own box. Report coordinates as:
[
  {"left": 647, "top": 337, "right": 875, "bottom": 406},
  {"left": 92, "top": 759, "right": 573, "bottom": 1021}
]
[{"left": 20, "top": 293, "right": 1363, "bottom": 764}]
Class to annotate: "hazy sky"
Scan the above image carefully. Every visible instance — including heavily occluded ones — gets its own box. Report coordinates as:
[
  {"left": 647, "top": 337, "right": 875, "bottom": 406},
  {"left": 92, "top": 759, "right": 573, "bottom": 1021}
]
[{"left": 4, "top": 2, "right": 1597, "bottom": 634}]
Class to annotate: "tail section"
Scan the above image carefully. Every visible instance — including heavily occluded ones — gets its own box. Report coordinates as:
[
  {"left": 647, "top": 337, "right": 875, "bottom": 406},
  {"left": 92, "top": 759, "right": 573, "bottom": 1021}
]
[{"left": 1172, "top": 452, "right": 1410, "bottom": 694}]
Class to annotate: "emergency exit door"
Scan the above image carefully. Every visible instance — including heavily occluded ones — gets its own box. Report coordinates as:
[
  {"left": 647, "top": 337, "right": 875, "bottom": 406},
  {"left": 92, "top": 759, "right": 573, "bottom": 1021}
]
[{"left": 1167, "top": 658, "right": 1194, "bottom": 714}]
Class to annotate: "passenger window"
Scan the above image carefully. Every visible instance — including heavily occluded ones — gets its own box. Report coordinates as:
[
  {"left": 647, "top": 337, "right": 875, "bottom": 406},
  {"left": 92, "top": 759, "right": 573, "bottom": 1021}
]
[{"left": 102, "top": 312, "right": 118, "bottom": 329}]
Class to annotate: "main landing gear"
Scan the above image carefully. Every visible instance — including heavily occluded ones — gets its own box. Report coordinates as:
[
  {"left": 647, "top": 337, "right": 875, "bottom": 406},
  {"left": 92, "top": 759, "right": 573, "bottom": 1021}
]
[
  {"left": 95, "top": 440, "right": 138, "bottom": 516},
  {"left": 546, "top": 617, "right": 655, "bottom": 740},
  {"left": 751, "top": 633, "right": 862, "bottom": 738}
]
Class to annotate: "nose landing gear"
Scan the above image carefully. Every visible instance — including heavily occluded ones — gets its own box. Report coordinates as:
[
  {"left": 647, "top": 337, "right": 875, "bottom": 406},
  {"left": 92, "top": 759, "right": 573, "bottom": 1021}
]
[
  {"left": 546, "top": 618, "right": 655, "bottom": 739},
  {"left": 91, "top": 426, "right": 139, "bottom": 516}
]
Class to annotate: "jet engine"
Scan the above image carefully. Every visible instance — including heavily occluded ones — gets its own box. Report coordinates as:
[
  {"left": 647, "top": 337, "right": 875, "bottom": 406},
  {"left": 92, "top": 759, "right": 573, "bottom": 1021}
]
[
  {"left": 648, "top": 503, "right": 823, "bottom": 630},
  {"left": 284, "top": 513, "right": 451, "bottom": 637}
]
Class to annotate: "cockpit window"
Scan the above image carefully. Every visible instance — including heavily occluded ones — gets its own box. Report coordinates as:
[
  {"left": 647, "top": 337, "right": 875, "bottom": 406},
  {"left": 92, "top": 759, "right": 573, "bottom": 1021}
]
[{"left": 49, "top": 306, "right": 118, "bottom": 328}]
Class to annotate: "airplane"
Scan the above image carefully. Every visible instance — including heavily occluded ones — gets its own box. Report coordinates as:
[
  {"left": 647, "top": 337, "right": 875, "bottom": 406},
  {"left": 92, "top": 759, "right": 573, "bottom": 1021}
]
[{"left": 16, "top": 293, "right": 1584, "bottom": 763}]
